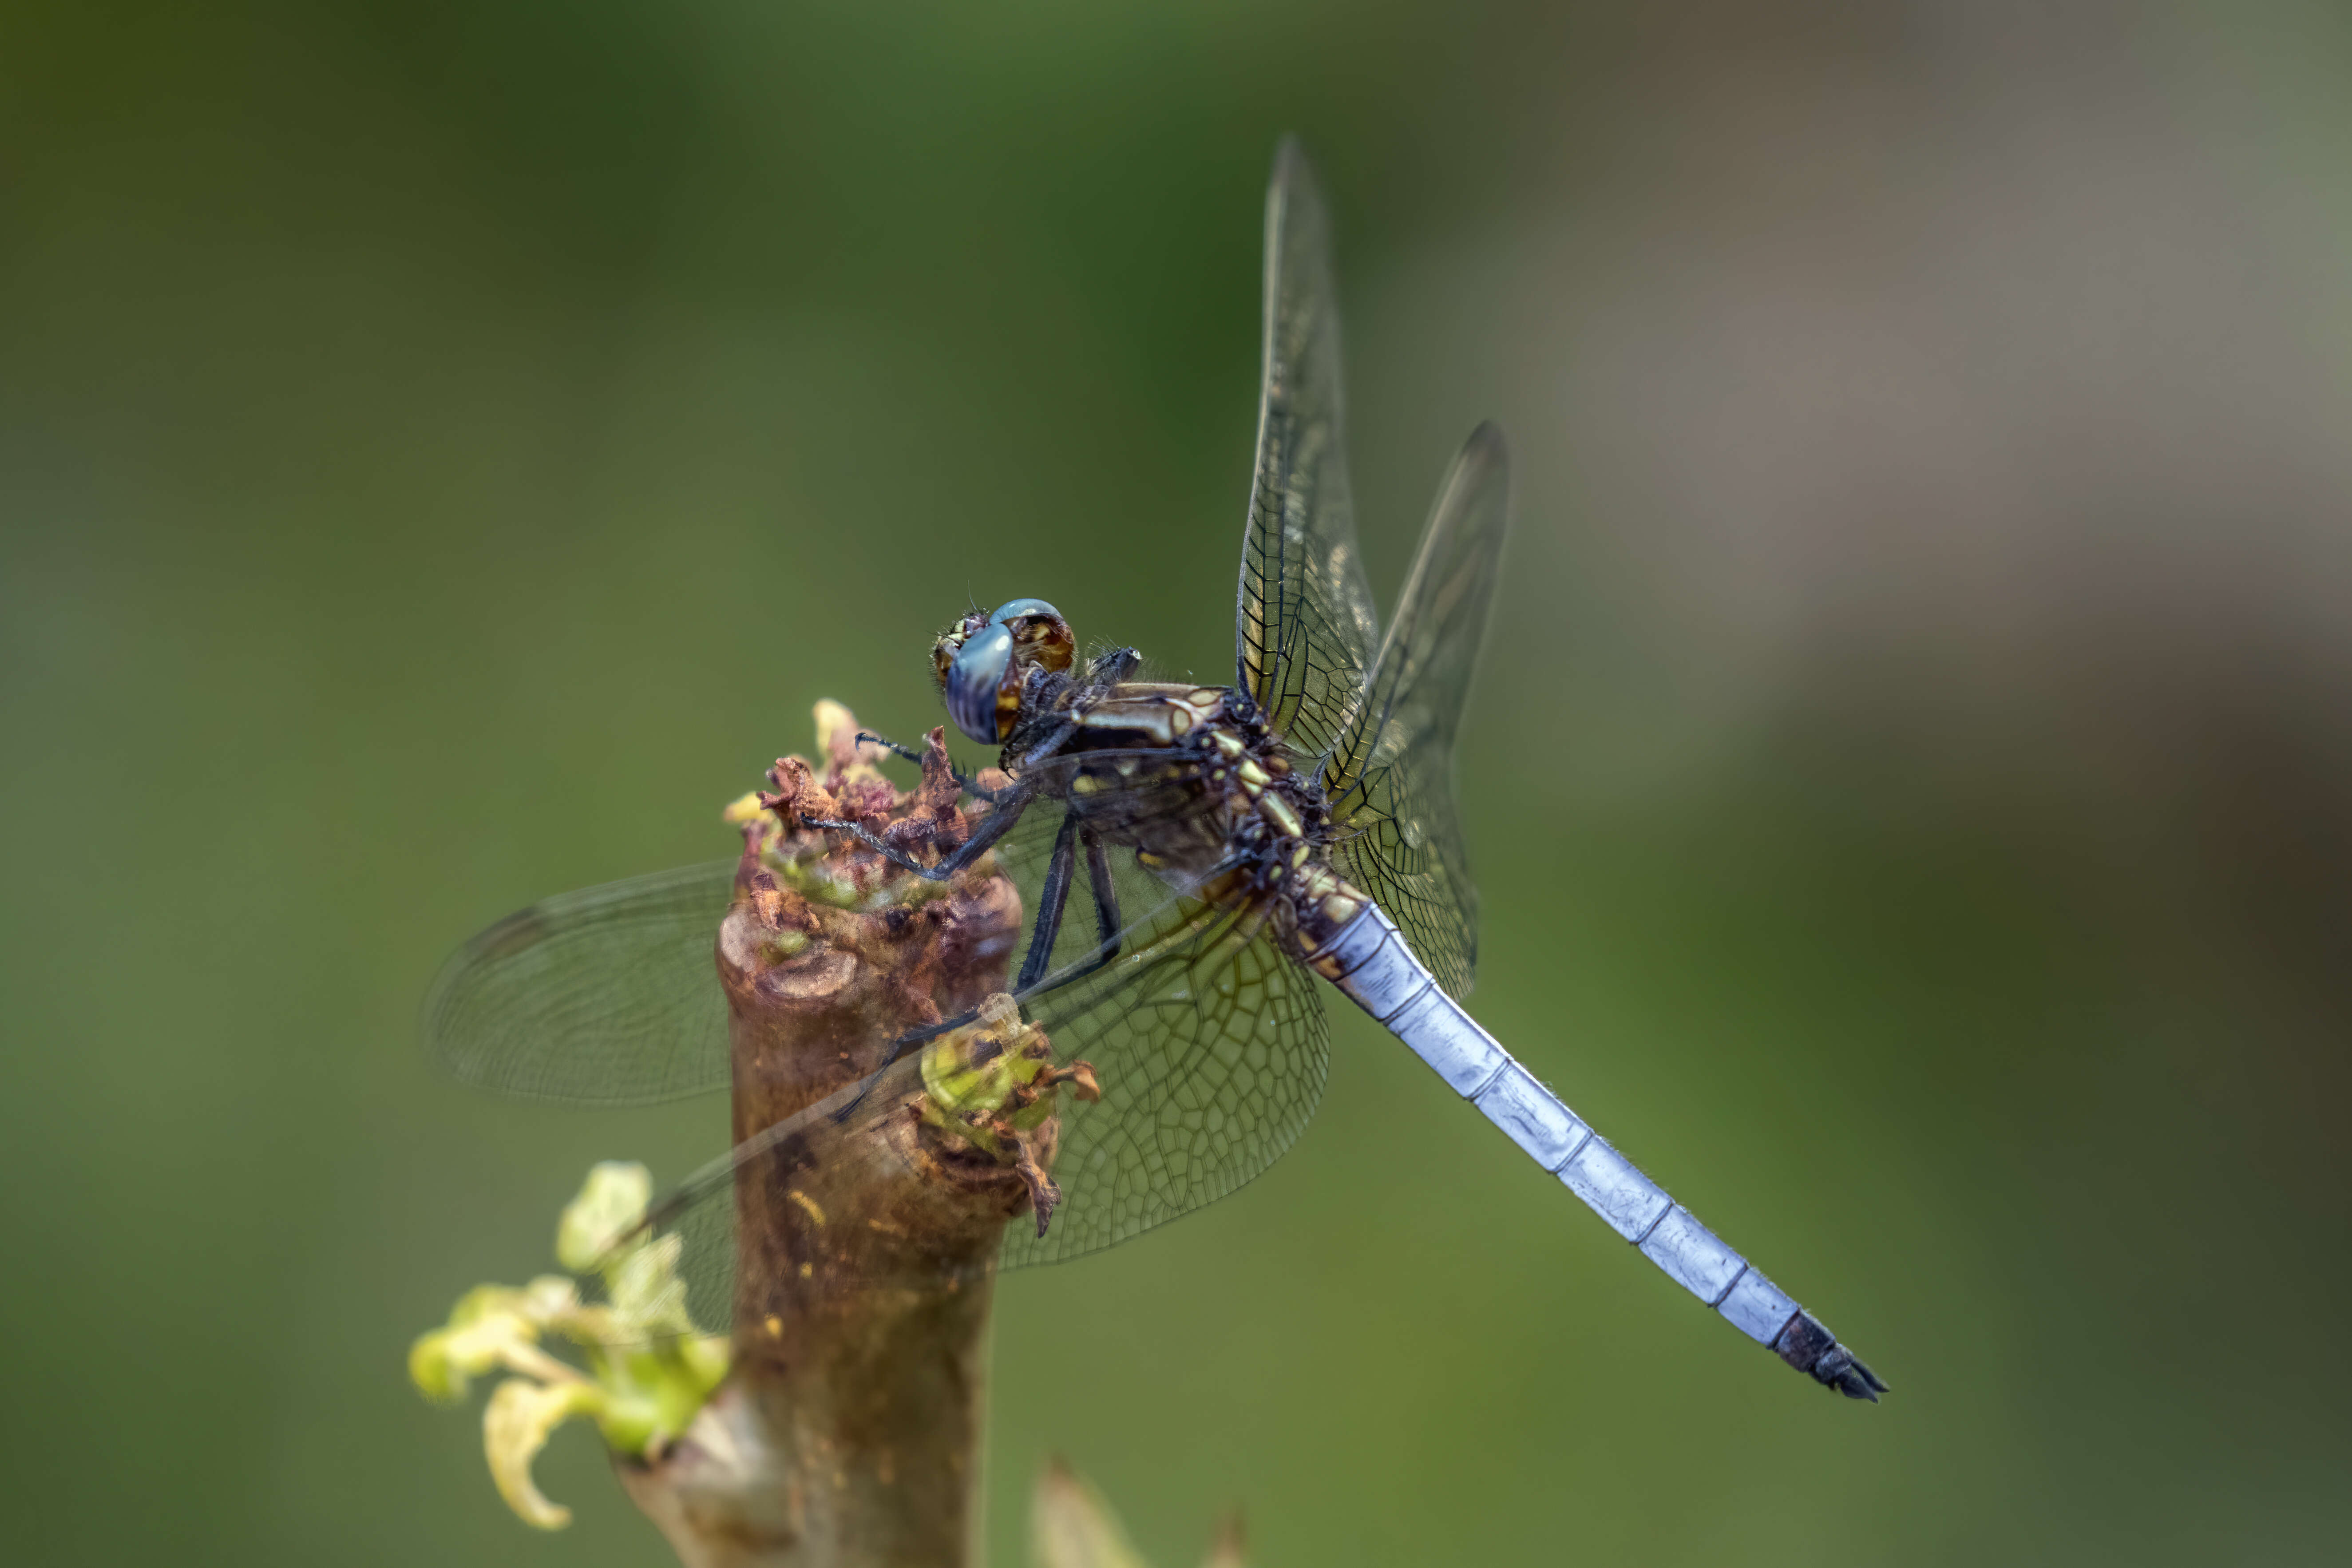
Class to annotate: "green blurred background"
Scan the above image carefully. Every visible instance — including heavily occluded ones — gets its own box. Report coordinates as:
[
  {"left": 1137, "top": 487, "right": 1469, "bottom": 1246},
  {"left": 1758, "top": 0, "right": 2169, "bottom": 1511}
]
[{"left": 6, "top": 1, "right": 2350, "bottom": 1562}]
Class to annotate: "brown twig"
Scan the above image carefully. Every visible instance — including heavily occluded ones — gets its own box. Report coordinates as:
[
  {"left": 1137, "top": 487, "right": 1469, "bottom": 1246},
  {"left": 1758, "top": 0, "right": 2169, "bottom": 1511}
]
[{"left": 619, "top": 706, "right": 1044, "bottom": 1568}]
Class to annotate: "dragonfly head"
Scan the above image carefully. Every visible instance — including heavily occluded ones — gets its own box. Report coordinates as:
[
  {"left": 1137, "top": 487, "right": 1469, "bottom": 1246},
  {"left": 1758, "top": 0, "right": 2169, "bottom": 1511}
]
[{"left": 933, "top": 598, "right": 1075, "bottom": 744}]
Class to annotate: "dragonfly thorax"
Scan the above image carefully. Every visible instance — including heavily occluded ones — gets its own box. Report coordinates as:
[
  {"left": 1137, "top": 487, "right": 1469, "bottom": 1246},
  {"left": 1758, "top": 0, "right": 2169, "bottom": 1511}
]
[{"left": 1009, "top": 667, "right": 1358, "bottom": 940}]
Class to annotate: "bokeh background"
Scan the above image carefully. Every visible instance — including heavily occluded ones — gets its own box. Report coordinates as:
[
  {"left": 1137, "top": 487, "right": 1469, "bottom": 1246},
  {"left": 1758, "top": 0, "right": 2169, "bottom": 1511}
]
[{"left": 6, "top": 1, "right": 2350, "bottom": 1563}]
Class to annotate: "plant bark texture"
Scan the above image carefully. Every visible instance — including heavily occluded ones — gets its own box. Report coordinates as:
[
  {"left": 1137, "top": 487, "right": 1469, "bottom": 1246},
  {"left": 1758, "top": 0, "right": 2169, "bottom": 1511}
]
[{"left": 622, "top": 711, "right": 1040, "bottom": 1568}]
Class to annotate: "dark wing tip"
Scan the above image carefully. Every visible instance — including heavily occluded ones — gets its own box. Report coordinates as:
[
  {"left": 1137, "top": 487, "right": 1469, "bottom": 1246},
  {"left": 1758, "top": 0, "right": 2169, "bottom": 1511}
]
[
  {"left": 1463, "top": 418, "right": 1509, "bottom": 467},
  {"left": 1450, "top": 422, "right": 1511, "bottom": 504}
]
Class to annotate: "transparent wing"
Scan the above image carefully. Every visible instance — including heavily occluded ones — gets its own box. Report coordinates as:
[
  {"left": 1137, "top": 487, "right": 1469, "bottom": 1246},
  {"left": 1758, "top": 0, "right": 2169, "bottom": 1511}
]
[
  {"left": 423, "top": 747, "right": 1215, "bottom": 1107},
  {"left": 612, "top": 887, "right": 1329, "bottom": 1330},
  {"left": 1008, "top": 890, "right": 1329, "bottom": 1267},
  {"left": 424, "top": 862, "right": 737, "bottom": 1105},
  {"left": 1323, "top": 423, "right": 1511, "bottom": 1000},
  {"left": 1235, "top": 138, "right": 1381, "bottom": 766}
]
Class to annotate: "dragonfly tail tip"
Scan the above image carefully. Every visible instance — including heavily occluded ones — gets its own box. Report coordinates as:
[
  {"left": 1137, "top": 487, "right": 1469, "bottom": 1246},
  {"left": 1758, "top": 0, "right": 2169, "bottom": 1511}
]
[
  {"left": 1780, "top": 1313, "right": 1888, "bottom": 1402},
  {"left": 1821, "top": 1350, "right": 1889, "bottom": 1402}
]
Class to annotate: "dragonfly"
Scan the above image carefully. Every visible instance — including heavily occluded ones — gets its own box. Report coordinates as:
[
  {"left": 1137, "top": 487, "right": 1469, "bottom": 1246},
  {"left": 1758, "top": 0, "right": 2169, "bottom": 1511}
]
[{"left": 428, "top": 139, "right": 1886, "bottom": 1401}]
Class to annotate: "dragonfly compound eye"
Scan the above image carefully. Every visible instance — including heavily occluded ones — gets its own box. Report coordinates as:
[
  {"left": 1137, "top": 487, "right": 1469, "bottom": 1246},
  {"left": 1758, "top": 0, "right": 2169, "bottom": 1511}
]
[
  {"left": 986, "top": 597, "right": 1058, "bottom": 625},
  {"left": 932, "top": 609, "right": 991, "bottom": 691},
  {"left": 988, "top": 598, "right": 1075, "bottom": 677},
  {"left": 944, "top": 620, "right": 1016, "bottom": 743}
]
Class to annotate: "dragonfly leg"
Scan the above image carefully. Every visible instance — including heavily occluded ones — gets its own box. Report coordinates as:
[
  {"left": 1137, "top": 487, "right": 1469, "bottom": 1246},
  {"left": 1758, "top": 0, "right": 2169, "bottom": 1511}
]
[
  {"left": 1014, "top": 827, "right": 1131, "bottom": 997},
  {"left": 1011, "top": 820, "right": 1129, "bottom": 993},
  {"left": 853, "top": 730, "right": 927, "bottom": 765},
  {"left": 958, "top": 771, "right": 1022, "bottom": 803},
  {"left": 855, "top": 731, "right": 1021, "bottom": 803},
  {"left": 1081, "top": 828, "right": 1125, "bottom": 962},
  {"left": 856, "top": 825, "right": 1134, "bottom": 1089},
  {"left": 1012, "top": 716, "right": 1079, "bottom": 768},
  {"left": 1015, "top": 813, "right": 1084, "bottom": 991},
  {"left": 799, "top": 785, "right": 1032, "bottom": 882}
]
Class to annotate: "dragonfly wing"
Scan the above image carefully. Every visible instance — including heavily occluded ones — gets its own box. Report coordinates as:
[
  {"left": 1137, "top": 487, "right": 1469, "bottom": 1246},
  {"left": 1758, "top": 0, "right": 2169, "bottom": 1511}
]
[
  {"left": 614, "top": 891, "right": 1329, "bottom": 1319},
  {"left": 1236, "top": 138, "right": 1380, "bottom": 767},
  {"left": 425, "top": 861, "right": 737, "bottom": 1105},
  {"left": 423, "top": 745, "right": 1211, "bottom": 1106},
  {"left": 1007, "top": 891, "right": 1329, "bottom": 1268},
  {"left": 904, "top": 768, "right": 1330, "bottom": 1265},
  {"left": 1323, "top": 422, "right": 1511, "bottom": 1000}
]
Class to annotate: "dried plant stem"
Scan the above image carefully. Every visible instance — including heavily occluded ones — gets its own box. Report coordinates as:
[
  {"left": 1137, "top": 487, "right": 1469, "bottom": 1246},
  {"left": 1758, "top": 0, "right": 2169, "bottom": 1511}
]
[{"left": 619, "top": 716, "right": 1035, "bottom": 1568}]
